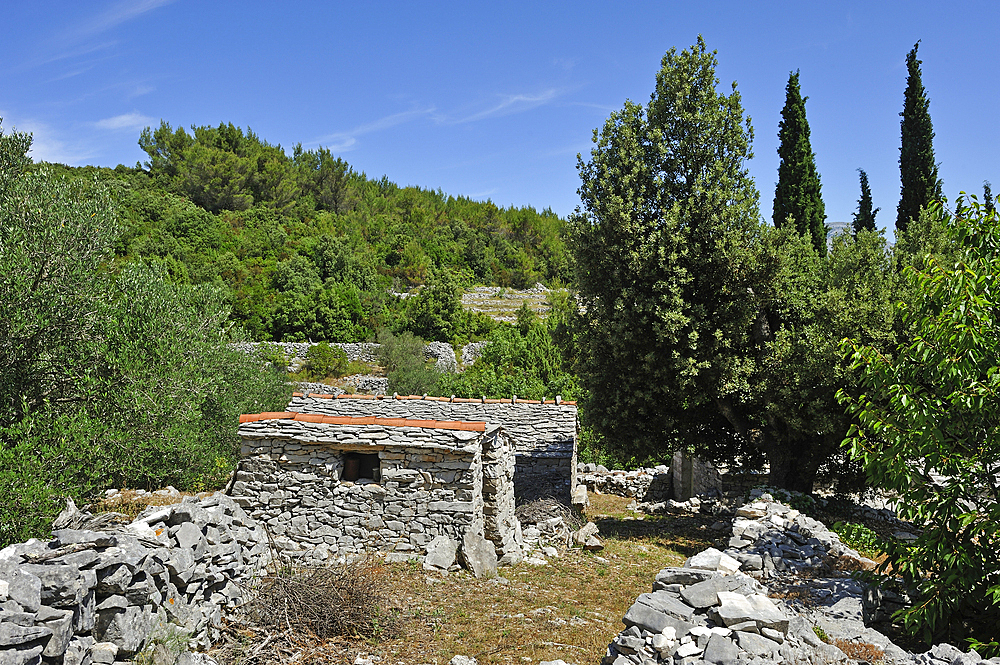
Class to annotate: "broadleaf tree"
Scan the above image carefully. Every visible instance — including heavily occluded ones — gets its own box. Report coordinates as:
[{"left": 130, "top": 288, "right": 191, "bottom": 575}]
[
  {"left": 570, "top": 40, "right": 898, "bottom": 491},
  {"left": 841, "top": 200, "right": 1000, "bottom": 654},
  {"left": 897, "top": 41, "right": 943, "bottom": 232},
  {"left": 773, "top": 71, "right": 826, "bottom": 254}
]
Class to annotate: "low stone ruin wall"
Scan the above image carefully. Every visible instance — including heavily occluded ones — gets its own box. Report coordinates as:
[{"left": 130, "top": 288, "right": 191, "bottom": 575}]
[
  {"left": 0, "top": 494, "right": 267, "bottom": 665},
  {"left": 232, "top": 416, "right": 522, "bottom": 564},
  {"left": 604, "top": 491, "right": 989, "bottom": 665},
  {"left": 235, "top": 341, "right": 466, "bottom": 373},
  {"left": 577, "top": 464, "right": 673, "bottom": 502},
  {"left": 234, "top": 341, "right": 382, "bottom": 364}
]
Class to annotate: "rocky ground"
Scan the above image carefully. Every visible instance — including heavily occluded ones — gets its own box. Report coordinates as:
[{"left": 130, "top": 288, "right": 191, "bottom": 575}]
[{"left": 9, "top": 488, "right": 992, "bottom": 665}]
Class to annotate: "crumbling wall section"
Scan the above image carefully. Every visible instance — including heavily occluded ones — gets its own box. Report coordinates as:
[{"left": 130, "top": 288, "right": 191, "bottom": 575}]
[{"left": 0, "top": 494, "right": 267, "bottom": 664}]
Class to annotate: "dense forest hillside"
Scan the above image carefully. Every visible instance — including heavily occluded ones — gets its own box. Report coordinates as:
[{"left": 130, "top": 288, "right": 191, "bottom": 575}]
[{"left": 44, "top": 121, "right": 570, "bottom": 343}]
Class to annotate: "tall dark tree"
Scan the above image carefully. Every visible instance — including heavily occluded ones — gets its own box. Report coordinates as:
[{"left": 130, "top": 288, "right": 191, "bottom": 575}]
[
  {"left": 897, "top": 41, "right": 943, "bottom": 232},
  {"left": 571, "top": 42, "right": 900, "bottom": 491},
  {"left": 852, "top": 168, "right": 879, "bottom": 234},
  {"left": 773, "top": 71, "right": 826, "bottom": 254},
  {"left": 984, "top": 181, "right": 995, "bottom": 214}
]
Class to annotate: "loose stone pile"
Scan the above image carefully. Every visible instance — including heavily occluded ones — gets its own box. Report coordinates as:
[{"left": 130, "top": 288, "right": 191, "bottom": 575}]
[
  {"left": 606, "top": 492, "right": 994, "bottom": 665},
  {"left": 424, "top": 341, "right": 458, "bottom": 373},
  {"left": 0, "top": 494, "right": 267, "bottom": 665}
]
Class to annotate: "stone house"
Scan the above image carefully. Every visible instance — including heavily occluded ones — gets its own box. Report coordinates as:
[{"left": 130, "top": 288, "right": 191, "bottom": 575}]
[
  {"left": 231, "top": 411, "right": 522, "bottom": 563},
  {"left": 285, "top": 392, "right": 579, "bottom": 503}
]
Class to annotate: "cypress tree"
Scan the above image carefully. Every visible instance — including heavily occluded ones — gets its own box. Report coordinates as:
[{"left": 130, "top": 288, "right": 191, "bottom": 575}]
[
  {"left": 897, "top": 41, "right": 942, "bottom": 232},
  {"left": 773, "top": 71, "right": 826, "bottom": 254},
  {"left": 852, "top": 168, "right": 879, "bottom": 234},
  {"left": 984, "top": 181, "right": 995, "bottom": 214}
]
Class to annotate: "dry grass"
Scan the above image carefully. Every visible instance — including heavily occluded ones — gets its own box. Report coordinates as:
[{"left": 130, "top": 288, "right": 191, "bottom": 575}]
[
  {"left": 91, "top": 488, "right": 192, "bottom": 519},
  {"left": 833, "top": 639, "right": 885, "bottom": 663}
]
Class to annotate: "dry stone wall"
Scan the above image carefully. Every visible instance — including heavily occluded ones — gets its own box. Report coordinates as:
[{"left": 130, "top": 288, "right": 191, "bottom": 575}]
[
  {"left": 232, "top": 417, "right": 521, "bottom": 564},
  {"left": 287, "top": 395, "right": 579, "bottom": 503},
  {"left": 577, "top": 464, "right": 673, "bottom": 502},
  {"left": 0, "top": 494, "right": 267, "bottom": 665},
  {"left": 235, "top": 341, "right": 466, "bottom": 373}
]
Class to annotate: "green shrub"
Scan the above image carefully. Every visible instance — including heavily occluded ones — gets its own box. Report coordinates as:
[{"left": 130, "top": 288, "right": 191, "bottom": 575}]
[
  {"left": 0, "top": 125, "right": 291, "bottom": 545},
  {"left": 257, "top": 343, "right": 290, "bottom": 372},
  {"left": 306, "top": 342, "right": 349, "bottom": 379},
  {"left": 831, "top": 521, "right": 882, "bottom": 558},
  {"left": 376, "top": 330, "right": 439, "bottom": 396},
  {"left": 840, "top": 201, "right": 1000, "bottom": 654}
]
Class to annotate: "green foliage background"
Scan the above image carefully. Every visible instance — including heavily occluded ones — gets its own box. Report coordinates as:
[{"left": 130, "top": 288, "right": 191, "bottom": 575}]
[
  {"left": 40, "top": 120, "right": 573, "bottom": 346},
  {"left": 0, "top": 123, "right": 291, "bottom": 546}
]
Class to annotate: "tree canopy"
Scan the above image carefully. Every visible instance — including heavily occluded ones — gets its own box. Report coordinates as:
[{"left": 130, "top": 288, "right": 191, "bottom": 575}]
[
  {"left": 570, "top": 40, "right": 899, "bottom": 491},
  {"left": 38, "top": 121, "right": 572, "bottom": 345},
  {"left": 842, "top": 200, "right": 1000, "bottom": 654},
  {"left": 0, "top": 121, "right": 290, "bottom": 545},
  {"left": 852, "top": 168, "right": 879, "bottom": 234}
]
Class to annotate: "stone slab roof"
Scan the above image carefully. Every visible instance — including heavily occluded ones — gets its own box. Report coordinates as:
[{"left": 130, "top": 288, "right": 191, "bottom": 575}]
[
  {"left": 238, "top": 411, "right": 493, "bottom": 450},
  {"left": 285, "top": 393, "right": 577, "bottom": 459}
]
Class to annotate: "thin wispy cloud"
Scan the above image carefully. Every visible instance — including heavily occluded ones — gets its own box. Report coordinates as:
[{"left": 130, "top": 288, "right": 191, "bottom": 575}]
[
  {"left": 128, "top": 84, "right": 156, "bottom": 99},
  {"left": 450, "top": 89, "right": 561, "bottom": 124},
  {"left": 1, "top": 114, "right": 94, "bottom": 165},
  {"left": 94, "top": 112, "right": 155, "bottom": 131},
  {"left": 315, "top": 106, "right": 436, "bottom": 151},
  {"left": 23, "top": 1, "right": 174, "bottom": 71},
  {"left": 70, "top": 0, "right": 175, "bottom": 41}
]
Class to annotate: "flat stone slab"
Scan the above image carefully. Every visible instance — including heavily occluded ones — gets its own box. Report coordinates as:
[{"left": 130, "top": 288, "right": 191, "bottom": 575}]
[
  {"left": 736, "top": 631, "right": 781, "bottom": 657},
  {"left": 423, "top": 535, "right": 459, "bottom": 570},
  {"left": 636, "top": 590, "right": 696, "bottom": 621},
  {"left": 704, "top": 633, "right": 740, "bottom": 665},
  {"left": 685, "top": 548, "right": 741, "bottom": 573},
  {"left": 655, "top": 567, "right": 717, "bottom": 587},
  {"left": 622, "top": 601, "right": 693, "bottom": 637},
  {"left": 680, "top": 576, "right": 746, "bottom": 609}
]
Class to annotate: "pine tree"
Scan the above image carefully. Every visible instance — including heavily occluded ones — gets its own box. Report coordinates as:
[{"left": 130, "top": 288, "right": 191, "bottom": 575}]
[
  {"left": 897, "top": 41, "right": 942, "bottom": 232},
  {"left": 773, "top": 70, "right": 827, "bottom": 254},
  {"left": 984, "top": 181, "right": 995, "bottom": 214},
  {"left": 852, "top": 168, "right": 879, "bottom": 234}
]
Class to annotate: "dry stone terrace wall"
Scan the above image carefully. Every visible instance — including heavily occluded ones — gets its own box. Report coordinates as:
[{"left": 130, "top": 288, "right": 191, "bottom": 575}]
[
  {"left": 0, "top": 494, "right": 267, "bottom": 665},
  {"left": 232, "top": 414, "right": 521, "bottom": 564},
  {"left": 287, "top": 394, "right": 579, "bottom": 504},
  {"left": 234, "top": 341, "right": 459, "bottom": 373}
]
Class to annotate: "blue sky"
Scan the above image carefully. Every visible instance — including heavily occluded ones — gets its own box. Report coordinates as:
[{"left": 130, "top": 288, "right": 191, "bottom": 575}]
[{"left": 2, "top": 1, "right": 997, "bottom": 236}]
